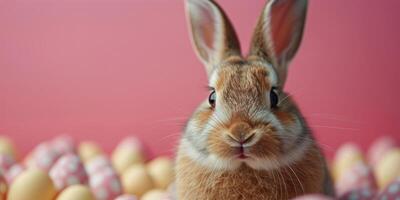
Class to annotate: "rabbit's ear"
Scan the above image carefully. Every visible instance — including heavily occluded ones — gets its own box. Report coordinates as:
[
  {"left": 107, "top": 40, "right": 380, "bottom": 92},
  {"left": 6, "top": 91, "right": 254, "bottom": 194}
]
[
  {"left": 249, "top": 0, "right": 307, "bottom": 85},
  {"left": 186, "top": 0, "right": 241, "bottom": 76}
]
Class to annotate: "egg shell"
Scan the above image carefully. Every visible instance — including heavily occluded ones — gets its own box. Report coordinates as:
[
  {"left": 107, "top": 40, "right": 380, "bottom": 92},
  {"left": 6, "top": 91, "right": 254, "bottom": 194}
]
[
  {"left": 50, "top": 153, "right": 88, "bottom": 190},
  {"left": 141, "top": 189, "right": 168, "bottom": 200},
  {"left": 290, "top": 194, "right": 335, "bottom": 200},
  {"left": 333, "top": 143, "right": 365, "bottom": 180},
  {"left": 0, "top": 154, "right": 15, "bottom": 173},
  {"left": 52, "top": 135, "right": 76, "bottom": 155},
  {"left": 0, "top": 136, "right": 17, "bottom": 159},
  {"left": 89, "top": 167, "right": 122, "bottom": 200},
  {"left": 114, "top": 194, "right": 138, "bottom": 200},
  {"left": 79, "top": 141, "right": 103, "bottom": 163},
  {"left": 0, "top": 174, "right": 7, "bottom": 200},
  {"left": 57, "top": 184, "right": 95, "bottom": 200},
  {"left": 121, "top": 164, "right": 154, "bottom": 197},
  {"left": 85, "top": 155, "right": 114, "bottom": 176},
  {"left": 5, "top": 164, "right": 25, "bottom": 184},
  {"left": 112, "top": 137, "right": 145, "bottom": 175},
  {"left": 147, "top": 156, "right": 174, "bottom": 189},
  {"left": 8, "top": 168, "right": 57, "bottom": 200},
  {"left": 28, "top": 142, "right": 61, "bottom": 171},
  {"left": 367, "top": 136, "right": 398, "bottom": 168},
  {"left": 335, "top": 160, "right": 377, "bottom": 195},
  {"left": 374, "top": 149, "right": 400, "bottom": 188},
  {"left": 338, "top": 187, "right": 376, "bottom": 200},
  {"left": 376, "top": 178, "right": 400, "bottom": 200}
]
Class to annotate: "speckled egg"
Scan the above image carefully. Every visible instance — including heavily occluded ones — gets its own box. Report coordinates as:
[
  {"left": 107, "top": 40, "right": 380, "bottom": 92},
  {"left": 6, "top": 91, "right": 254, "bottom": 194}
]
[
  {"left": 335, "top": 160, "right": 377, "bottom": 195},
  {"left": 0, "top": 136, "right": 17, "bottom": 159},
  {"left": 147, "top": 156, "right": 174, "bottom": 189},
  {"left": 85, "top": 155, "right": 113, "bottom": 176},
  {"left": 89, "top": 167, "right": 122, "bottom": 200},
  {"left": 374, "top": 149, "right": 400, "bottom": 188},
  {"left": 52, "top": 135, "right": 76, "bottom": 155},
  {"left": 7, "top": 168, "right": 57, "bottom": 200},
  {"left": 49, "top": 153, "right": 88, "bottom": 190},
  {"left": 57, "top": 184, "right": 95, "bottom": 200},
  {"left": 338, "top": 187, "right": 376, "bottom": 200},
  {"left": 27, "top": 142, "right": 61, "bottom": 171},
  {"left": 112, "top": 137, "right": 145, "bottom": 174},
  {"left": 121, "top": 164, "right": 154, "bottom": 197},
  {"left": 78, "top": 141, "right": 103, "bottom": 163},
  {"left": 333, "top": 143, "right": 365, "bottom": 180}
]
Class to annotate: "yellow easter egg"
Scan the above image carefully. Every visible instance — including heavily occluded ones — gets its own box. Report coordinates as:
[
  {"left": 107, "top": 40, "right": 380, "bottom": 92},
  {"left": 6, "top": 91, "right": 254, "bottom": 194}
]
[
  {"left": 57, "top": 185, "right": 95, "bottom": 200},
  {"left": 141, "top": 189, "right": 167, "bottom": 200},
  {"left": 112, "top": 147, "right": 144, "bottom": 175},
  {"left": 8, "top": 168, "right": 57, "bottom": 200},
  {"left": 375, "top": 149, "right": 400, "bottom": 188},
  {"left": 78, "top": 141, "right": 102, "bottom": 163},
  {"left": 0, "top": 136, "right": 17, "bottom": 159},
  {"left": 121, "top": 164, "right": 154, "bottom": 197},
  {"left": 147, "top": 156, "right": 174, "bottom": 189},
  {"left": 332, "top": 143, "right": 364, "bottom": 180}
]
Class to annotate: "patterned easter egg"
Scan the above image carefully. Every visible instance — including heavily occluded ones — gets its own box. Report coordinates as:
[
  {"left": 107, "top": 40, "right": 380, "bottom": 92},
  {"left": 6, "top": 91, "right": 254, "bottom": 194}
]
[
  {"left": 28, "top": 142, "right": 61, "bottom": 171},
  {"left": 49, "top": 153, "right": 88, "bottom": 190},
  {"left": 52, "top": 135, "right": 76, "bottom": 155},
  {"left": 89, "top": 168, "right": 122, "bottom": 200},
  {"left": 335, "top": 160, "right": 377, "bottom": 195},
  {"left": 85, "top": 155, "right": 114, "bottom": 176}
]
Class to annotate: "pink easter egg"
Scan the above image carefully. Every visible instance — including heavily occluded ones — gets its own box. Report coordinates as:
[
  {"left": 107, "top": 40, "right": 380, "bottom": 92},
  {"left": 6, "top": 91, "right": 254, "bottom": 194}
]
[
  {"left": 338, "top": 187, "right": 376, "bottom": 200},
  {"left": 0, "top": 154, "right": 15, "bottom": 173},
  {"left": 336, "top": 160, "right": 377, "bottom": 195},
  {"left": 49, "top": 153, "right": 88, "bottom": 190},
  {"left": 376, "top": 178, "right": 400, "bottom": 200},
  {"left": 114, "top": 194, "right": 138, "bottom": 200},
  {"left": 5, "top": 163, "right": 25, "bottom": 184},
  {"left": 368, "top": 136, "right": 398, "bottom": 167},
  {"left": 30, "top": 142, "right": 61, "bottom": 171},
  {"left": 51, "top": 135, "right": 76, "bottom": 155},
  {"left": 85, "top": 155, "right": 114, "bottom": 176},
  {"left": 290, "top": 194, "right": 334, "bottom": 200},
  {"left": 90, "top": 168, "right": 122, "bottom": 200}
]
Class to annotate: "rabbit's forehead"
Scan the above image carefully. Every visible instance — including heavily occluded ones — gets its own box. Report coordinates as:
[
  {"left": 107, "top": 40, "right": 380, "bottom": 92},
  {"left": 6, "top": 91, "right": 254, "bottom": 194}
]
[{"left": 209, "top": 61, "right": 278, "bottom": 91}]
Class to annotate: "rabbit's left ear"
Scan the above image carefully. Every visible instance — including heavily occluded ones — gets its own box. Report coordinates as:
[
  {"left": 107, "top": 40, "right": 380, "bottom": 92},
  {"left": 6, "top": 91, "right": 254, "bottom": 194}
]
[
  {"left": 249, "top": 0, "right": 308, "bottom": 86},
  {"left": 186, "top": 0, "right": 241, "bottom": 77}
]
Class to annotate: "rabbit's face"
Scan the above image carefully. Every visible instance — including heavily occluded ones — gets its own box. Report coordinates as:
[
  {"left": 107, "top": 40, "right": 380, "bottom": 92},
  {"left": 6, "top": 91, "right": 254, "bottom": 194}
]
[{"left": 183, "top": 57, "right": 308, "bottom": 171}]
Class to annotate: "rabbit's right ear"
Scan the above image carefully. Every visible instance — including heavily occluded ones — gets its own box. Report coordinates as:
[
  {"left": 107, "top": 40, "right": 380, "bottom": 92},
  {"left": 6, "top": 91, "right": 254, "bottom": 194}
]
[{"left": 185, "top": 0, "right": 241, "bottom": 76}]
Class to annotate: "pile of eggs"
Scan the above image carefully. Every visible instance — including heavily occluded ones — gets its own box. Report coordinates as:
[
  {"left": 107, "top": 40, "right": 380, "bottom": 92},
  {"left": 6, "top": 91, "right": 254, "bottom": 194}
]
[
  {"left": 293, "top": 136, "right": 400, "bottom": 200},
  {"left": 0, "top": 135, "right": 398, "bottom": 200},
  {"left": 0, "top": 135, "right": 174, "bottom": 200}
]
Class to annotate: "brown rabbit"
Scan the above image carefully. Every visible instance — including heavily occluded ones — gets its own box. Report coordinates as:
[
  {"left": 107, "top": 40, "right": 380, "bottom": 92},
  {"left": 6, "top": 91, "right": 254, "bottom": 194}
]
[{"left": 175, "top": 0, "right": 335, "bottom": 199}]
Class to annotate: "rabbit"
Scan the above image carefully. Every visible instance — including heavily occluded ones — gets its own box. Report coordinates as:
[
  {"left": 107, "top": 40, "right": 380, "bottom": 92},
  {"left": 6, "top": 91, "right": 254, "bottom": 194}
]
[{"left": 175, "top": 0, "right": 335, "bottom": 199}]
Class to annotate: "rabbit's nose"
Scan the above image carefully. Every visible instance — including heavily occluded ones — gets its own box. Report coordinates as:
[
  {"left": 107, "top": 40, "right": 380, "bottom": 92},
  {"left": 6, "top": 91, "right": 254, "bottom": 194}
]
[{"left": 227, "top": 122, "right": 254, "bottom": 144}]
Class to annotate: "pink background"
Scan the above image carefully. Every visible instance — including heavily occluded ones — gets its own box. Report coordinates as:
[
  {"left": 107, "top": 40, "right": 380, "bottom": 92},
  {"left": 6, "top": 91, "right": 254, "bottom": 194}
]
[{"left": 1, "top": 0, "right": 399, "bottom": 159}]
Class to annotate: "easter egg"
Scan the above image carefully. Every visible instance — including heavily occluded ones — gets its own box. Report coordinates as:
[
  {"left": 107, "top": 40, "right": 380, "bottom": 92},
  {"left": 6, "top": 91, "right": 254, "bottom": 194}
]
[
  {"left": 85, "top": 155, "right": 113, "bottom": 176},
  {"left": 27, "top": 142, "right": 61, "bottom": 171},
  {"left": 114, "top": 194, "right": 138, "bottom": 200},
  {"left": 0, "top": 136, "right": 17, "bottom": 159},
  {"left": 52, "top": 135, "right": 76, "bottom": 155},
  {"left": 89, "top": 167, "right": 122, "bottom": 200},
  {"left": 333, "top": 143, "right": 364, "bottom": 180},
  {"left": 49, "top": 153, "right": 88, "bottom": 190},
  {"left": 367, "top": 136, "right": 398, "bottom": 167},
  {"left": 147, "top": 156, "right": 174, "bottom": 189},
  {"left": 8, "top": 168, "right": 57, "bottom": 200},
  {"left": 0, "top": 174, "right": 7, "bottom": 200},
  {"left": 374, "top": 149, "right": 400, "bottom": 188},
  {"left": 57, "top": 185, "right": 95, "bottom": 200},
  {"left": 141, "top": 189, "right": 168, "bottom": 200},
  {"left": 338, "top": 187, "right": 376, "bottom": 200},
  {"left": 78, "top": 141, "right": 103, "bottom": 163},
  {"left": 5, "top": 164, "right": 25, "bottom": 184},
  {"left": 291, "top": 194, "right": 334, "bottom": 200},
  {"left": 335, "top": 160, "right": 377, "bottom": 195},
  {"left": 121, "top": 164, "right": 154, "bottom": 197},
  {"left": 112, "top": 137, "right": 145, "bottom": 174},
  {"left": 376, "top": 178, "right": 400, "bottom": 200}
]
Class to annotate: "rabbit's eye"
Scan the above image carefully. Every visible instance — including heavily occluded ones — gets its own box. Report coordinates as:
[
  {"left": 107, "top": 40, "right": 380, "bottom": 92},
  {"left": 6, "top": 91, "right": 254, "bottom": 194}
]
[
  {"left": 270, "top": 88, "right": 278, "bottom": 108},
  {"left": 209, "top": 90, "right": 216, "bottom": 108}
]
